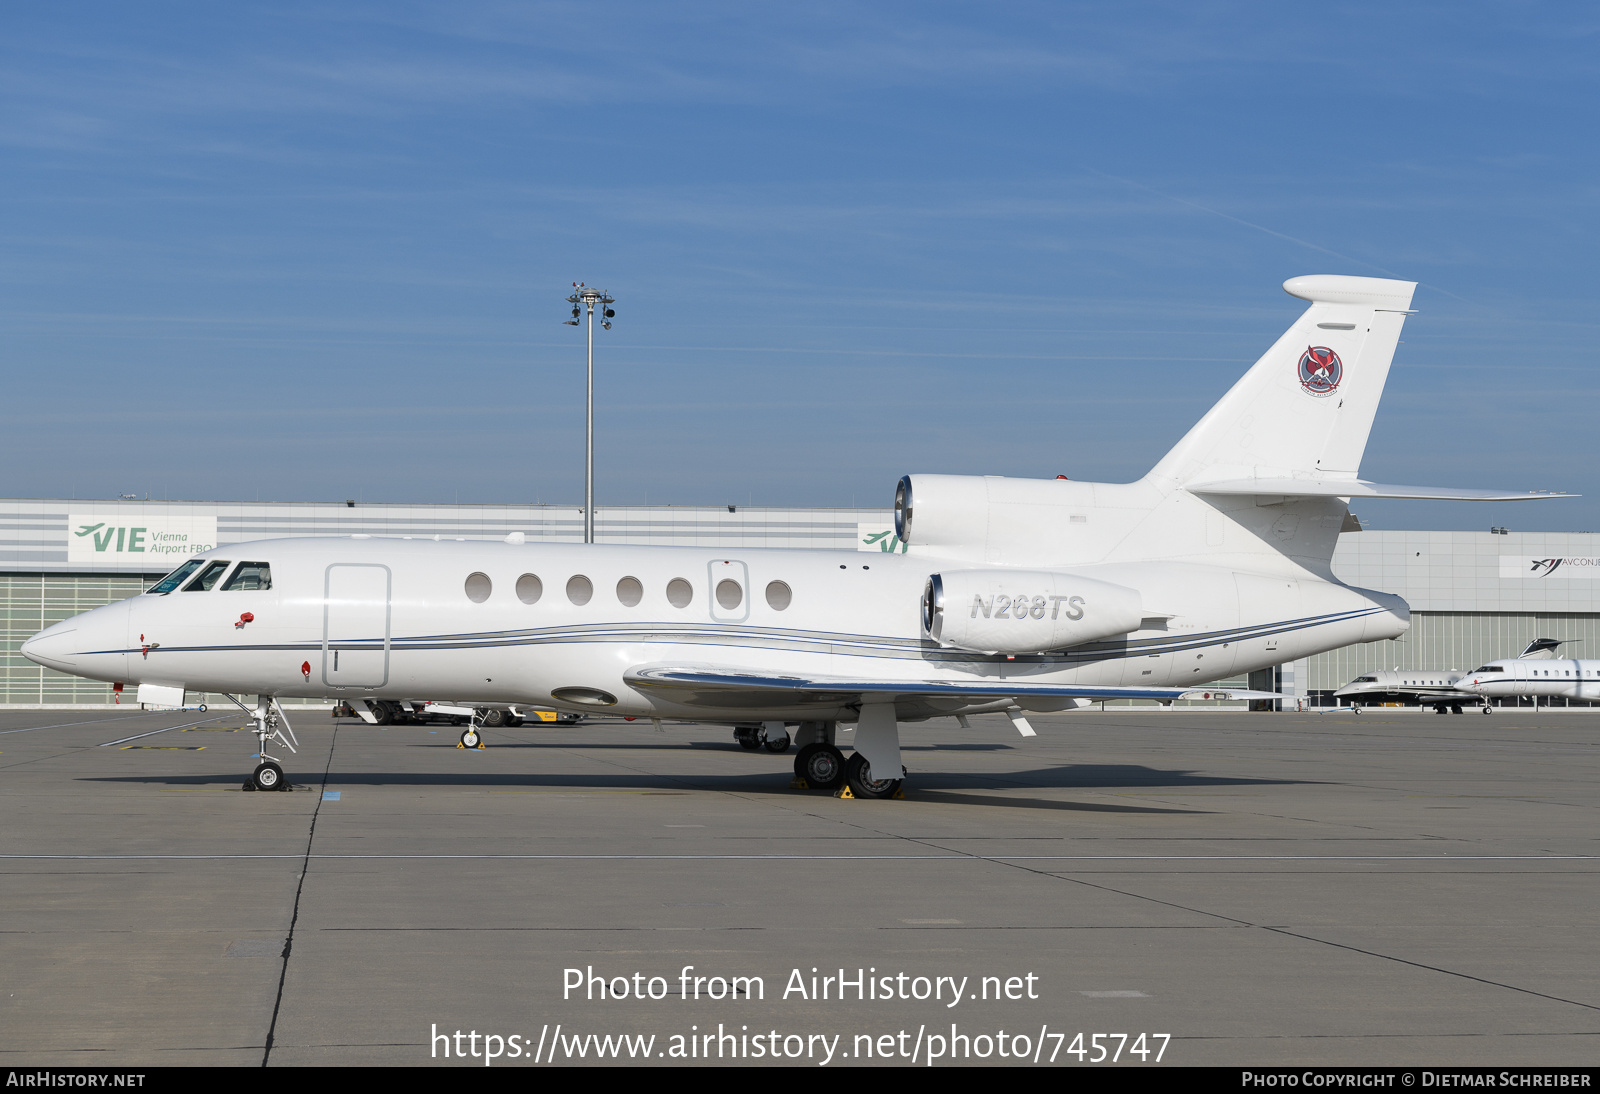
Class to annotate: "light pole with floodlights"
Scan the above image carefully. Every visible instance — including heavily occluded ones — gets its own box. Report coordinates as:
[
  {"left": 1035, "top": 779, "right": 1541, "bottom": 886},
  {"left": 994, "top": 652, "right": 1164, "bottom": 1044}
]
[{"left": 564, "top": 283, "right": 614, "bottom": 544}]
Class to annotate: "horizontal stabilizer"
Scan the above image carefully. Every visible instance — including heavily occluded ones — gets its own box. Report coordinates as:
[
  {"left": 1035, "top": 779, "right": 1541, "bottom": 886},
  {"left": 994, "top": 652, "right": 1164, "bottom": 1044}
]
[
  {"left": 1187, "top": 478, "right": 1575, "bottom": 502},
  {"left": 625, "top": 664, "right": 1279, "bottom": 706}
]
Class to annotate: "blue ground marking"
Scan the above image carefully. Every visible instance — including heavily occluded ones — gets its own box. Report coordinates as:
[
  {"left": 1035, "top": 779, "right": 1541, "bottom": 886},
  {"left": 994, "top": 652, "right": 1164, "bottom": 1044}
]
[{"left": 322, "top": 791, "right": 341, "bottom": 801}]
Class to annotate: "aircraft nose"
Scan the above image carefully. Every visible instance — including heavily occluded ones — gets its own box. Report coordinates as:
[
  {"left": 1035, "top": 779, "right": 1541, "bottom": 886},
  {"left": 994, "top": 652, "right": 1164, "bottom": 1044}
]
[{"left": 21, "top": 620, "right": 80, "bottom": 670}]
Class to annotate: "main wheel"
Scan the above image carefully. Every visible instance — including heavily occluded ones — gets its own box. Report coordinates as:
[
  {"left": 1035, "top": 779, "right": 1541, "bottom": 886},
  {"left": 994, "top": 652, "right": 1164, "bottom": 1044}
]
[
  {"left": 481, "top": 709, "right": 506, "bottom": 728},
  {"left": 370, "top": 701, "right": 395, "bottom": 726},
  {"left": 844, "top": 752, "right": 901, "bottom": 800},
  {"left": 253, "top": 762, "right": 284, "bottom": 792},
  {"left": 1452, "top": 704, "right": 1463, "bottom": 715},
  {"left": 460, "top": 727, "right": 482, "bottom": 748},
  {"left": 763, "top": 733, "right": 791, "bottom": 753},
  {"left": 794, "top": 744, "right": 845, "bottom": 789},
  {"left": 734, "top": 728, "right": 761, "bottom": 750},
  {"left": 505, "top": 715, "right": 525, "bottom": 727}
]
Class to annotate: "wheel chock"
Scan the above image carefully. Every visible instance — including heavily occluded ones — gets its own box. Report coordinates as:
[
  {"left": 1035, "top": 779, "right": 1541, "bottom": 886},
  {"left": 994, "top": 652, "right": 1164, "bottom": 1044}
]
[
  {"left": 456, "top": 741, "right": 465, "bottom": 749},
  {"left": 835, "top": 785, "right": 855, "bottom": 799},
  {"left": 892, "top": 786, "right": 907, "bottom": 800},
  {"left": 476, "top": 743, "right": 486, "bottom": 750},
  {"left": 789, "top": 777, "right": 809, "bottom": 790}
]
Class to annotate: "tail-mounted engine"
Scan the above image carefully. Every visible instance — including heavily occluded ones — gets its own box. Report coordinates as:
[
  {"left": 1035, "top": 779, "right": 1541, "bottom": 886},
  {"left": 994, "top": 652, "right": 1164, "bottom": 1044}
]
[{"left": 922, "top": 569, "right": 1143, "bottom": 655}]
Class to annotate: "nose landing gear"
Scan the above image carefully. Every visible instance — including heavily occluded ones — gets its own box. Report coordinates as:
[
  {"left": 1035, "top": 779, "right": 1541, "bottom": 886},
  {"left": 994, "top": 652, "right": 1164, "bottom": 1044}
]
[{"left": 233, "top": 695, "right": 299, "bottom": 792}]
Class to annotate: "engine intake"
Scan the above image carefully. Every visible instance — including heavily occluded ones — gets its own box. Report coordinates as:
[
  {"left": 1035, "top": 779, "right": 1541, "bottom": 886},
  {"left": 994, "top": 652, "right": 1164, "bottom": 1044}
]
[{"left": 923, "top": 569, "right": 1144, "bottom": 654}]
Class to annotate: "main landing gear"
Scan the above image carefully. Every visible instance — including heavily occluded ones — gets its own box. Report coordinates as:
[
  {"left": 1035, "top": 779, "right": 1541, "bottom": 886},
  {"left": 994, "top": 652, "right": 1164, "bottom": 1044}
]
[
  {"left": 786, "top": 718, "right": 905, "bottom": 799},
  {"left": 1433, "top": 703, "right": 1465, "bottom": 715},
  {"left": 793, "top": 743, "right": 846, "bottom": 790},
  {"left": 844, "top": 752, "right": 903, "bottom": 800},
  {"left": 231, "top": 695, "right": 299, "bottom": 792}
]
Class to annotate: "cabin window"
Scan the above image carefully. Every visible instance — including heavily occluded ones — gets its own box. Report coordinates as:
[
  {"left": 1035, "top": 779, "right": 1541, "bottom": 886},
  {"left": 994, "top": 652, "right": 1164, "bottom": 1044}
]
[
  {"left": 222, "top": 562, "right": 272, "bottom": 591},
  {"left": 182, "top": 560, "right": 231, "bottom": 591},
  {"left": 616, "top": 576, "right": 643, "bottom": 607},
  {"left": 148, "top": 559, "right": 205, "bottom": 595},
  {"left": 716, "top": 579, "right": 743, "bottom": 610},
  {"left": 465, "top": 572, "right": 492, "bottom": 603},
  {"left": 566, "top": 575, "right": 593, "bottom": 606},
  {"left": 666, "top": 578, "right": 693, "bottom": 608},
  {"left": 516, "top": 574, "right": 543, "bottom": 605},
  {"left": 765, "top": 580, "right": 792, "bottom": 611}
]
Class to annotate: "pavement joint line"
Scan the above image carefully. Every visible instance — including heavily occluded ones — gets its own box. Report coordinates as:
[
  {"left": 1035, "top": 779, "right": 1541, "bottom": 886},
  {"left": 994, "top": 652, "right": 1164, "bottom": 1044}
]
[
  {"left": 0, "top": 853, "right": 1594, "bottom": 860},
  {"left": 0, "top": 712, "right": 194, "bottom": 736},
  {"left": 1262, "top": 925, "right": 1600, "bottom": 1014},
  {"left": 261, "top": 721, "right": 339, "bottom": 1069},
  {"left": 99, "top": 715, "right": 236, "bottom": 746}
]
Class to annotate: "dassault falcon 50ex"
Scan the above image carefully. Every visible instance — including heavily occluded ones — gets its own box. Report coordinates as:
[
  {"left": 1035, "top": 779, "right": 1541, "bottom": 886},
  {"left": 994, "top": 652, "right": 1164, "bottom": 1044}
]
[{"left": 22, "top": 275, "right": 1571, "bottom": 798}]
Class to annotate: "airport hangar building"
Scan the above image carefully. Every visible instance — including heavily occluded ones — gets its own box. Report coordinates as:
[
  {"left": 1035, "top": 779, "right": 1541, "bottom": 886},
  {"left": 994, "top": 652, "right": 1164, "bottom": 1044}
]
[{"left": 3, "top": 498, "right": 1597, "bottom": 710}]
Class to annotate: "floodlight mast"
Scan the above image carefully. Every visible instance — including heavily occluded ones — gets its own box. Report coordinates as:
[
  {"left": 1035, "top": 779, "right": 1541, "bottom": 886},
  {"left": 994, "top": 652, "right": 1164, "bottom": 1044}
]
[{"left": 564, "top": 284, "right": 615, "bottom": 544}]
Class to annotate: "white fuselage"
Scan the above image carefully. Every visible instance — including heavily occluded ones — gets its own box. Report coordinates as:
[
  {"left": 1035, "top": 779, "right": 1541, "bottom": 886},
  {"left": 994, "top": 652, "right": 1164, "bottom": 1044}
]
[
  {"left": 23, "top": 535, "right": 1407, "bottom": 724},
  {"left": 1333, "top": 670, "right": 1473, "bottom": 703},
  {"left": 1458, "top": 659, "right": 1600, "bottom": 702}
]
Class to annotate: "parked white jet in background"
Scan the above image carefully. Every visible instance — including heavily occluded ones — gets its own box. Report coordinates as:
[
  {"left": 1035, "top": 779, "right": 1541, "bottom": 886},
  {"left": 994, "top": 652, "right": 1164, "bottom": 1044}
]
[
  {"left": 1333, "top": 639, "right": 1574, "bottom": 714},
  {"left": 1458, "top": 641, "right": 1598, "bottom": 711},
  {"left": 22, "top": 275, "right": 1571, "bottom": 797}
]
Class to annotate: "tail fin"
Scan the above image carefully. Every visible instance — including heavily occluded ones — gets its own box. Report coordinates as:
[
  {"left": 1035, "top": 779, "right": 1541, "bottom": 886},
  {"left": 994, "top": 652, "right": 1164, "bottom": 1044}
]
[{"left": 1147, "top": 275, "right": 1416, "bottom": 488}]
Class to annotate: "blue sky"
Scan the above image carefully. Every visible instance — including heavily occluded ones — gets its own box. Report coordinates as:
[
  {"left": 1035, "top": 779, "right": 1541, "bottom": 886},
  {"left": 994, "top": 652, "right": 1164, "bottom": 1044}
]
[{"left": 3, "top": 2, "right": 1596, "bottom": 531}]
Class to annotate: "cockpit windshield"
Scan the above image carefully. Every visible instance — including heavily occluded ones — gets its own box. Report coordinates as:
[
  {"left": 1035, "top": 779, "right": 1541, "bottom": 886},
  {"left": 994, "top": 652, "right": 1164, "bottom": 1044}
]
[
  {"left": 147, "top": 559, "right": 205, "bottom": 595},
  {"left": 1472, "top": 665, "right": 1507, "bottom": 673},
  {"left": 182, "top": 560, "right": 232, "bottom": 591},
  {"left": 221, "top": 562, "right": 272, "bottom": 591}
]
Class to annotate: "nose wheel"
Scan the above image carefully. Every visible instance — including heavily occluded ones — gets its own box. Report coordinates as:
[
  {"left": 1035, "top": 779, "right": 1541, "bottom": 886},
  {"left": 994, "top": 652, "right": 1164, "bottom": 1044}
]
[
  {"left": 248, "top": 762, "right": 284, "bottom": 792},
  {"left": 459, "top": 727, "right": 483, "bottom": 748}
]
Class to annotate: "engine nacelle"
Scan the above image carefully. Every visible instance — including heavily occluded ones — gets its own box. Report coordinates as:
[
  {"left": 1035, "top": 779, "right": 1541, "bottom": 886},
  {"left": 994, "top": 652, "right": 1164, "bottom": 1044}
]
[{"left": 922, "top": 569, "right": 1144, "bottom": 654}]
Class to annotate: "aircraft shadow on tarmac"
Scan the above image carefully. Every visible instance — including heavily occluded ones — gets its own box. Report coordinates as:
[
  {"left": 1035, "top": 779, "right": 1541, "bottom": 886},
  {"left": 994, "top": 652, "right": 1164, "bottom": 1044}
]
[{"left": 83, "top": 761, "right": 1298, "bottom": 814}]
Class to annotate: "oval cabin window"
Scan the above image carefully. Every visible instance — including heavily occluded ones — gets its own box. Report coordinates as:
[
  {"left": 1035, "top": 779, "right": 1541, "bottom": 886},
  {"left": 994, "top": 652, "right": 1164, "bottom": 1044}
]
[
  {"left": 566, "top": 574, "right": 593, "bottom": 606},
  {"left": 666, "top": 578, "right": 693, "bottom": 608},
  {"left": 465, "top": 572, "right": 492, "bottom": 603},
  {"left": 616, "top": 576, "right": 643, "bottom": 607},
  {"left": 516, "top": 573, "right": 543, "bottom": 605},
  {"left": 715, "top": 579, "right": 743, "bottom": 610},
  {"left": 765, "top": 580, "right": 792, "bottom": 610}
]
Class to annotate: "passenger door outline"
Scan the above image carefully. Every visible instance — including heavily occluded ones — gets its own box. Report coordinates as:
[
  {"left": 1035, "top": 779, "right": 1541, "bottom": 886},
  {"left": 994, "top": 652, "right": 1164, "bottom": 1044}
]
[{"left": 323, "top": 563, "right": 391, "bottom": 688}]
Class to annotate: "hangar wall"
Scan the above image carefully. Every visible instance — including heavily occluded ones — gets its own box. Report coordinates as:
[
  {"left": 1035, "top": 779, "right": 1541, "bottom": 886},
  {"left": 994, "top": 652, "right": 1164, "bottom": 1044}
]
[{"left": 3, "top": 499, "right": 1595, "bottom": 708}]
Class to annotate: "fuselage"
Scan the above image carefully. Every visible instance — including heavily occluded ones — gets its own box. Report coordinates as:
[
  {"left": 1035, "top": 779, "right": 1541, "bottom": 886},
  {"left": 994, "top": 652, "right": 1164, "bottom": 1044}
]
[
  {"left": 1333, "top": 669, "right": 1473, "bottom": 703},
  {"left": 23, "top": 535, "right": 1407, "bottom": 723},
  {"left": 1458, "top": 659, "right": 1600, "bottom": 701}
]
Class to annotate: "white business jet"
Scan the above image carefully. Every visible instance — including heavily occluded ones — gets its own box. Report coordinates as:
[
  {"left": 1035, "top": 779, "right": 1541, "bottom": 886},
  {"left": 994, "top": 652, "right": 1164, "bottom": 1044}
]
[
  {"left": 1456, "top": 640, "right": 1596, "bottom": 712},
  {"left": 1334, "top": 640, "right": 1573, "bottom": 713},
  {"left": 22, "top": 275, "right": 1570, "bottom": 797}
]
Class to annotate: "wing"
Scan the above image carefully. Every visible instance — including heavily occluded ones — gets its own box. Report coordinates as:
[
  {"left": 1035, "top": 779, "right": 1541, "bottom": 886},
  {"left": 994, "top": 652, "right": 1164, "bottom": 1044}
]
[{"left": 623, "top": 663, "right": 1279, "bottom": 709}]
